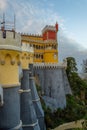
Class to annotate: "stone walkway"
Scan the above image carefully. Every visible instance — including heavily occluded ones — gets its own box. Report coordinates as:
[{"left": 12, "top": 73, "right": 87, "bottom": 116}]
[{"left": 54, "top": 119, "right": 84, "bottom": 130}]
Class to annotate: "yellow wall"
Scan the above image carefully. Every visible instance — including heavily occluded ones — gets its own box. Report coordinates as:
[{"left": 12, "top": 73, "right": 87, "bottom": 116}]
[
  {"left": 0, "top": 50, "right": 21, "bottom": 88},
  {"left": 34, "top": 58, "right": 44, "bottom": 63},
  {"left": 21, "top": 35, "right": 43, "bottom": 41},
  {"left": 0, "top": 64, "right": 19, "bottom": 87},
  {"left": 21, "top": 52, "right": 34, "bottom": 69},
  {"left": 21, "top": 34, "right": 58, "bottom": 63},
  {"left": 44, "top": 52, "right": 58, "bottom": 63}
]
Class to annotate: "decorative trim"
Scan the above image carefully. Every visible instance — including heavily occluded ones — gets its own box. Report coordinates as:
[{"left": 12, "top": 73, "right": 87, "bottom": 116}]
[
  {"left": 11, "top": 60, "right": 15, "bottom": 65},
  {"left": 19, "top": 89, "right": 31, "bottom": 93},
  {"left": 0, "top": 45, "right": 22, "bottom": 52},
  {"left": 21, "top": 33, "right": 42, "bottom": 37},
  {"left": 32, "top": 98, "right": 40, "bottom": 102},
  {"left": 2, "top": 83, "right": 21, "bottom": 88},
  {"left": 34, "top": 62, "right": 67, "bottom": 69},
  {"left": 12, "top": 120, "right": 22, "bottom": 130},
  {"left": 22, "top": 120, "right": 38, "bottom": 127},
  {"left": 0, "top": 60, "right": 5, "bottom": 65}
]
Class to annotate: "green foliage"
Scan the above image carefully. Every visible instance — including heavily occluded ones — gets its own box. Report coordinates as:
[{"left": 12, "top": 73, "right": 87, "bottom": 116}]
[
  {"left": 41, "top": 57, "right": 87, "bottom": 129},
  {"left": 36, "top": 84, "right": 42, "bottom": 96},
  {"left": 66, "top": 57, "right": 78, "bottom": 77},
  {"left": 66, "top": 57, "right": 87, "bottom": 97},
  {"left": 42, "top": 95, "right": 87, "bottom": 129}
]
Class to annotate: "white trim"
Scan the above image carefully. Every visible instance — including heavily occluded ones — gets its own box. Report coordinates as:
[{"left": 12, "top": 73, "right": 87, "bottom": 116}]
[
  {"left": 22, "top": 120, "right": 38, "bottom": 127},
  {"left": 12, "top": 120, "right": 22, "bottom": 129},
  {"left": 32, "top": 98, "right": 40, "bottom": 102},
  {"left": 19, "top": 89, "right": 31, "bottom": 93},
  {"left": 0, "top": 45, "right": 21, "bottom": 52},
  {"left": 2, "top": 83, "right": 21, "bottom": 88},
  {"left": 34, "top": 62, "right": 67, "bottom": 69}
]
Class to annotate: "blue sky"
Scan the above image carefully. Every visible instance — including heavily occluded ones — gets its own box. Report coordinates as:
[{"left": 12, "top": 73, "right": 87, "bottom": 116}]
[
  {"left": 0, "top": 0, "right": 87, "bottom": 71},
  {"left": 0, "top": 0, "right": 87, "bottom": 48}
]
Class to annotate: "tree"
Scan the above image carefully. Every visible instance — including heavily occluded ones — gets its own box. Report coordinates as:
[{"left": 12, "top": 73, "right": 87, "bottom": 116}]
[
  {"left": 66, "top": 57, "right": 87, "bottom": 96},
  {"left": 66, "top": 57, "right": 78, "bottom": 77}
]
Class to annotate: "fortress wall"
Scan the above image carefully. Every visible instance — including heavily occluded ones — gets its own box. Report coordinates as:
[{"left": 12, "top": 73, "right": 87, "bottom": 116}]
[{"left": 34, "top": 67, "right": 72, "bottom": 110}]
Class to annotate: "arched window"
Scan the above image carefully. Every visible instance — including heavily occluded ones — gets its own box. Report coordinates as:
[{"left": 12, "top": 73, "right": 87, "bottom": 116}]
[
  {"left": 36, "top": 45, "right": 38, "bottom": 49},
  {"left": 36, "top": 54, "right": 38, "bottom": 58}
]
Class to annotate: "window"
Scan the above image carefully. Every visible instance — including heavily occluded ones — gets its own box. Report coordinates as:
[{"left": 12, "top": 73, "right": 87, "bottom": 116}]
[
  {"left": 3, "top": 30, "right": 6, "bottom": 38},
  {"left": 41, "top": 55, "right": 43, "bottom": 59}
]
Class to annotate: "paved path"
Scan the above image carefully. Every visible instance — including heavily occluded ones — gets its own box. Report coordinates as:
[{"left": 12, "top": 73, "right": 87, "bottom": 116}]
[{"left": 54, "top": 119, "right": 84, "bottom": 130}]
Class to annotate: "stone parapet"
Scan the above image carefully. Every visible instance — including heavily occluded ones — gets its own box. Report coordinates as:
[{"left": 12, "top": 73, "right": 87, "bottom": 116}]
[
  {"left": 0, "top": 31, "right": 21, "bottom": 51},
  {"left": 22, "top": 38, "right": 44, "bottom": 43},
  {"left": 34, "top": 59, "right": 67, "bottom": 69}
]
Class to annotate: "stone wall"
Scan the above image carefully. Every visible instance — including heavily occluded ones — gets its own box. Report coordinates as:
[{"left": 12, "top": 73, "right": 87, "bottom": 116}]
[{"left": 34, "top": 67, "right": 72, "bottom": 111}]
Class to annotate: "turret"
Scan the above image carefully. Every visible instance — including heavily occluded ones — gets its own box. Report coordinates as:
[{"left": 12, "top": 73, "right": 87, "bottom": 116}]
[
  {"left": 20, "top": 38, "right": 41, "bottom": 130},
  {"left": 42, "top": 22, "right": 58, "bottom": 41},
  {"left": 0, "top": 30, "right": 21, "bottom": 86},
  {"left": 42, "top": 23, "right": 59, "bottom": 63},
  {"left": 21, "top": 41, "right": 34, "bottom": 69},
  {"left": 0, "top": 27, "right": 22, "bottom": 129}
]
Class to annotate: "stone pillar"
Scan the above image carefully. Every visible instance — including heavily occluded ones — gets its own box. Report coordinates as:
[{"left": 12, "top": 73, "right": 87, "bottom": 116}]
[
  {"left": 20, "top": 69, "right": 40, "bottom": 130},
  {"left": 0, "top": 87, "right": 22, "bottom": 130},
  {"left": 29, "top": 64, "right": 46, "bottom": 130}
]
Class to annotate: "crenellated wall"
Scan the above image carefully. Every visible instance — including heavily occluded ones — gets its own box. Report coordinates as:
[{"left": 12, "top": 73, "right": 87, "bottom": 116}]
[
  {"left": 34, "top": 63, "right": 72, "bottom": 111},
  {"left": 0, "top": 31, "right": 21, "bottom": 51}
]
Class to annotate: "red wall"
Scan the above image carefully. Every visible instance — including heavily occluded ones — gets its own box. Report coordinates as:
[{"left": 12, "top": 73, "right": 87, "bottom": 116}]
[
  {"left": 43, "top": 30, "right": 56, "bottom": 40},
  {"left": 43, "top": 32, "right": 47, "bottom": 40}
]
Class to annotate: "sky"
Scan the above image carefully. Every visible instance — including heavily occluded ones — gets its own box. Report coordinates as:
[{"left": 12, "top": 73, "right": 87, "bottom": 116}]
[{"left": 0, "top": 0, "right": 87, "bottom": 72}]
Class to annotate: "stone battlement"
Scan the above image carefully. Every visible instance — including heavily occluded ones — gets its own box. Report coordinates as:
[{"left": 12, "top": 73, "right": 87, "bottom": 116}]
[
  {"left": 21, "top": 33, "right": 42, "bottom": 37},
  {"left": 42, "top": 25, "right": 56, "bottom": 34},
  {"left": 0, "top": 31, "right": 21, "bottom": 51},
  {"left": 34, "top": 60, "right": 67, "bottom": 69}
]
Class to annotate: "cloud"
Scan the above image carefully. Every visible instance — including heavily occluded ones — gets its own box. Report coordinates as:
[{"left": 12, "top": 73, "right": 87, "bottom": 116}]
[
  {"left": 3, "top": 0, "right": 65, "bottom": 34},
  {"left": 58, "top": 29, "right": 87, "bottom": 72},
  {"left": 0, "top": 0, "right": 7, "bottom": 11}
]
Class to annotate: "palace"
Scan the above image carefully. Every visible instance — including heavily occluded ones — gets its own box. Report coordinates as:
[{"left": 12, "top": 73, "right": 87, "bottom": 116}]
[
  {"left": 0, "top": 17, "right": 72, "bottom": 129},
  {"left": 21, "top": 23, "right": 58, "bottom": 64}
]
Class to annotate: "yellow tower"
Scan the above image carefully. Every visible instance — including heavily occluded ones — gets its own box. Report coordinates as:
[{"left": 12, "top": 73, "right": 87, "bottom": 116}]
[
  {"left": 0, "top": 30, "right": 21, "bottom": 87},
  {"left": 42, "top": 23, "right": 58, "bottom": 63},
  {"left": 21, "top": 39, "right": 34, "bottom": 69}
]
